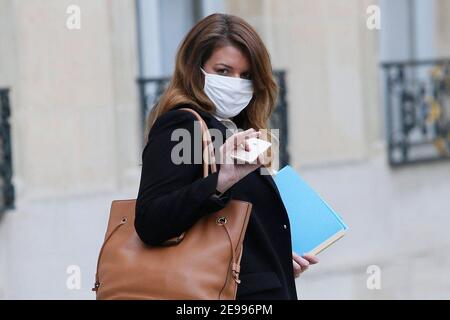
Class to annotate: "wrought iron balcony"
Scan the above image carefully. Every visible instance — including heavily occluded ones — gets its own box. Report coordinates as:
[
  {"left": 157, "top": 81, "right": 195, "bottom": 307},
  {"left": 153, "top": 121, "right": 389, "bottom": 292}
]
[
  {"left": 137, "top": 70, "right": 290, "bottom": 167},
  {"left": 0, "top": 88, "right": 15, "bottom": 214},
  {"left": 381, "top": 58, "right": 450, "bottom": 166}
]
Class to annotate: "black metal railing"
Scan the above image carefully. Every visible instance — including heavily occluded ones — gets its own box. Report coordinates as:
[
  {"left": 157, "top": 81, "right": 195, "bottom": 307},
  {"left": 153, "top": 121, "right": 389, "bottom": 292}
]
[
  {"left": 0, "top": 88, "right": 15, "bottom": 214},
  {"left": 137, "top": 70, "right": 290, "bottom": 167},
  {"left": 381, "top": 58, "right": 450, "bottom": 166}
]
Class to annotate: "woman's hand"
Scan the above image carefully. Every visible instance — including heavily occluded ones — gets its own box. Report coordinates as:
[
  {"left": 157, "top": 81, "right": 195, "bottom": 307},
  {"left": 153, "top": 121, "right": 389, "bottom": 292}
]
[
  {"left": 292, "top": 252, "right": 319, "bottom": 278},
  {"left": 216, "top": 128, "right": 268, "bottom": 193}
]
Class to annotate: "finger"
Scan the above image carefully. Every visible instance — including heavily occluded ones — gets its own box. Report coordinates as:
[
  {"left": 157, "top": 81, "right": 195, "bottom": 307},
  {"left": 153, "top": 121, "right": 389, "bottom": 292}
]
[
  {"left": 228, "top": 129, "right": 260, "bottom": 146},
  {"left": 292, "top": 252, "right": 303, "bottom": 261},
  {"left": 235, "top": 132, "right": 260, "bottom": 147},
  {"left": 293, "top": 260, "right": 302, "bottom": 276},
  {"left": 293, "top": 254, "right": 310, "bottom": 268},
  {"left": 303, "top": 254, "right": 319, "bottom": 264},
  {"left": 231, "top": 129, "right": 255, "bottom": 143},
  {"left": 256, "top": 152, "right": 270, "bottom": 166},
  {"left": 244, "top": 140, "right": 251, "bottom": 151}
]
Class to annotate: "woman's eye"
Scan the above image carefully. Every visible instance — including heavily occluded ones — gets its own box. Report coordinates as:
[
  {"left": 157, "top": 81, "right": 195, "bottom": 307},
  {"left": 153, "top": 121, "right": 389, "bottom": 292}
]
[
  {"left": 217, "top": 69, "right": 228, "bottom": 75},
  {"left": 241, "top": 73, "right": 251, "bottom": 80}
]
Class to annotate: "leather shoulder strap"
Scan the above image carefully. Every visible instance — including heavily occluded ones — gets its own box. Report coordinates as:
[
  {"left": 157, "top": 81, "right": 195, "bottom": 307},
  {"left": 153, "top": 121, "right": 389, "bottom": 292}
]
[{"left": 179, "top": 107, "right": 217, "bottom": 177}]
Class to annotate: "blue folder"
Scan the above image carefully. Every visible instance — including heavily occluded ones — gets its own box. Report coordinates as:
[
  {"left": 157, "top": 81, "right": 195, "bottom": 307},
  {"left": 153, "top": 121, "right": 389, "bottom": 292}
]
[{"left": 274, "top": 165, "right": 348, "bottom": 255}]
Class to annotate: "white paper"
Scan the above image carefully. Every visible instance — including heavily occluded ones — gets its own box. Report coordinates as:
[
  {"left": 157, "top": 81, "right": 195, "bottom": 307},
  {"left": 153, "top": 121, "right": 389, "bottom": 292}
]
[{"left": 230, "top": 138, "right": 272, "bottom": 163}]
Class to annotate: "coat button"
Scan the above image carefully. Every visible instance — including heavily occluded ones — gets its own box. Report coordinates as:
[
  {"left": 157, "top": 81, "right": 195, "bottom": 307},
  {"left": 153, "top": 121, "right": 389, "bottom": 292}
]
[{"left": 283, "top": 224, "right": 288, "bottom": 229}]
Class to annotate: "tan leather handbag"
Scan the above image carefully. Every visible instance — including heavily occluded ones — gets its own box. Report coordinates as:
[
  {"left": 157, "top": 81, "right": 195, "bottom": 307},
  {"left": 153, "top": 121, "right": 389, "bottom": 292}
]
[{"left": 92, "top": 108, "right": 252, "bottom": 300}]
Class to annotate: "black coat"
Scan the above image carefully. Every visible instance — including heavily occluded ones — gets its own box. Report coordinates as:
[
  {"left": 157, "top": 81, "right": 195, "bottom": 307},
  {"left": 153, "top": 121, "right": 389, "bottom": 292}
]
[{"left": 135, "top": 104, "right": 297, "bottom": 300}]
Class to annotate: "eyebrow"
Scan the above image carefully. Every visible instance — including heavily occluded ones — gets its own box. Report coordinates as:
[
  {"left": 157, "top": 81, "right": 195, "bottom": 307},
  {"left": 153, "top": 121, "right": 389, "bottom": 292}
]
[{"left": 215, "top": 63, "right": 234, "bottom": 69}]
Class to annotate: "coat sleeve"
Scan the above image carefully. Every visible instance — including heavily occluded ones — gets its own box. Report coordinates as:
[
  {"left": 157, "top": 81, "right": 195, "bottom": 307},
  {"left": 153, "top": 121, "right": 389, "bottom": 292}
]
[{"left": 134, "top": 108, "right": 233, "bottom": 246}]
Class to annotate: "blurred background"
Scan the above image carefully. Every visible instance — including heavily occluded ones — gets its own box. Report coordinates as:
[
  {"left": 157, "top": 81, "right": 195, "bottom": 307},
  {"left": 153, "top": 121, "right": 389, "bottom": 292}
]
[{"left": 0, "top": 0, "right": 449, "bottom": 299}]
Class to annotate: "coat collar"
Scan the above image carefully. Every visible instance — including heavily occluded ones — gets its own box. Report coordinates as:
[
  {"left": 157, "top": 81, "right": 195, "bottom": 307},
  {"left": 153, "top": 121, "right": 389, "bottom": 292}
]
[{"left": 172, "top": 104, "right": 284, "bottom": 204}]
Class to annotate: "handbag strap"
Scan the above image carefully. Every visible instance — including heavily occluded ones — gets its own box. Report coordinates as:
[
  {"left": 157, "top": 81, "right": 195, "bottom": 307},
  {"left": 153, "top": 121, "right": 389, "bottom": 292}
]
[
  {"left": 179, "top": 107, "right": 217, "bottom": 177},
  {"left": 155, "top": 108, "right": 219, "bottom": 247}
]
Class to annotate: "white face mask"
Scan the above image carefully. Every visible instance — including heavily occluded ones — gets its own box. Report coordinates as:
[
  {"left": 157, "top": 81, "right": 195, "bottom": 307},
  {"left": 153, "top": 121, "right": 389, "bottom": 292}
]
[{"left": 201, "top": 68, "right": 254, "bottom": 119}]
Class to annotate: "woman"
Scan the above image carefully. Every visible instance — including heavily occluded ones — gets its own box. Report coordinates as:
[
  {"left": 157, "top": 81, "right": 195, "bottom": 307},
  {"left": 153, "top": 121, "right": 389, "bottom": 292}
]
[{"left": 135, "top": 13, "right": 318, "bottom": 300}]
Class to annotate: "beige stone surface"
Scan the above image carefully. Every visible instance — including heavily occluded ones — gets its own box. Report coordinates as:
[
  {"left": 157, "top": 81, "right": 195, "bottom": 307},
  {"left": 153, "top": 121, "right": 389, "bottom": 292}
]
[
  {"left": 225, "top": 0, "right": 381, "bottom": 167},
  {"left": 435, "top": 0, "right": 450, "bottom": 56},
  {"left": 0, "top": 0, "right": 140, "bottom": 200}
]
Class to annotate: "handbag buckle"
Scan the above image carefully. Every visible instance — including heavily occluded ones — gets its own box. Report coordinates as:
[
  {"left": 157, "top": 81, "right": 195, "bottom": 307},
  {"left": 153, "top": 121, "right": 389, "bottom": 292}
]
[{"left": 217, "top": 217, "right": 227, "bottom": 225}]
